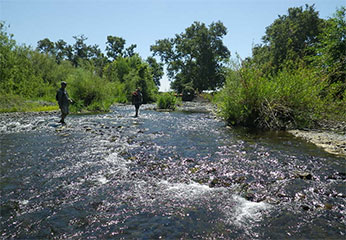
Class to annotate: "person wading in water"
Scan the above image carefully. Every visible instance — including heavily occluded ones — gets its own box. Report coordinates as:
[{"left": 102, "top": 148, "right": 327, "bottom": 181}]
[
  {"left": 56, "top": 81, "right": 73, "bottom": 125},
  {"left": 132, "top": 88, "right": 143, "bottom": 117}
]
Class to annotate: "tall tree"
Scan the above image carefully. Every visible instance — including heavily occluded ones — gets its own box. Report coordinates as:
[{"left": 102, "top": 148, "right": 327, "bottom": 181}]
[
  {"left": 151, "top": 21, "right": 230, "bottom": 93},
  {"left": 106, "top": 36, "right": 126, "bottom": 61},
  {"left": 258, "top": 4, "right": 324, "bottom": 72},
  {"left": 72, "top": 35, "right": 89, "bottom": 67},
  {"left": 311, "top": 6, "right": 345, "bottom": 93},
  {"left": 54, "top": 39, "right": 72, "bottom": 63},
  {"left": 125, "top": 44, "right": 137, "bottom": 58},
  {"left": 37, "top": 38, "right": 55, "bottom": 55},
  {"left": 88, "top": 44, "right": 107, "bottom": 76},
  {"left": 146, "top": 56, "right": 164, "bottom": 87}
]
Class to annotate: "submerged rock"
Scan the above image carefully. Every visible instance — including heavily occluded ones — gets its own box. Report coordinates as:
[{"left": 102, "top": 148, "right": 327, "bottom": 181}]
[
  {"left": 324, "top": 203, "right": 333, "bottom": 210},
  {"left": 301, "top": 204, "right": 310, "bottom": 211},
  {"left": 294, "top": 171, "right": 313, "bottom": 180},
  {"left": 84, "top": 126, "right": 92, "bottom": 131}
]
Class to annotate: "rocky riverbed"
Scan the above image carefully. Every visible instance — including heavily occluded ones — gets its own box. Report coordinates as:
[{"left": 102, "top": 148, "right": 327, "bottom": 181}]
[
  {"left": 1, "top": 104, "right": 345, "bottom": 157},
  {"left": 1, "top": 102, "right": 345, "bottom": 239}
]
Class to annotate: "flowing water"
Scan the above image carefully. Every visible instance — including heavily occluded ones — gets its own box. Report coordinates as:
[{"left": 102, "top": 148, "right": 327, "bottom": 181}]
[{"left": 0, "top": 103, "right": 345, "bottom": 239}]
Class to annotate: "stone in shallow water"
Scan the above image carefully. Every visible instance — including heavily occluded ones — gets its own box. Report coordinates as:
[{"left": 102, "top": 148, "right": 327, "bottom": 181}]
[{"left": 295, "top": 171, "right": 313, "bottom": 180}]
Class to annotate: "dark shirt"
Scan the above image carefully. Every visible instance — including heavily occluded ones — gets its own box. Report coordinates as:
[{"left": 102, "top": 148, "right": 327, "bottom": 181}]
[
  {"left": 56, "top": 88, "right": 70, "bottom": 108},
  {"left": 132, "top": 91, "right": 143, "bottom": 105}
]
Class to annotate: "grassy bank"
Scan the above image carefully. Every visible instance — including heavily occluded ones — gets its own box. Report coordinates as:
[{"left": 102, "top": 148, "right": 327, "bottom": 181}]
[
  {"left": 215, "top": 66, "right": 346, "bottom": 130},
  {"left": 0, "top": 95, "right": 59, "bottom": 113}
]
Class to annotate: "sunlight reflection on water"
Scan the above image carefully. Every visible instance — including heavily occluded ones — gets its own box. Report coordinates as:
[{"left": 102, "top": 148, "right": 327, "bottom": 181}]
[{"left": 0, "top": 104, "right": 345, "bottom": 239}]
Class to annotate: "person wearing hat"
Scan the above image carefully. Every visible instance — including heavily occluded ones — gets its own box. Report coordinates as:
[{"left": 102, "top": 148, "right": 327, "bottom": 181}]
[{"left": 56, "top": 81, "right": 72, "bottom": 124}]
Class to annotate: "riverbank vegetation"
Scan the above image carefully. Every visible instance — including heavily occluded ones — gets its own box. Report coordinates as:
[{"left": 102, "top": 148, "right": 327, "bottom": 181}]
[
  {"left": 0, "top": 95, "right": 58, "bottom": 113},
  {"left": 156, "top": 92, "right": 178, "bottom": 110},
  {"left": 0, "top": 24, "right": 161, "bottom": 112},
  {"left": 1, "top": 5, "right": 345, "bottom": 129},
  {"left": 216, "top": 5, "right": 345, "bottom": 129}
]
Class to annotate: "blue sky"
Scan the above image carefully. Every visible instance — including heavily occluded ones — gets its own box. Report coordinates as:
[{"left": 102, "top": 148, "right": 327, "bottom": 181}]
[{"left": 1, "top": 0, "right": 344, "bottom": 91}]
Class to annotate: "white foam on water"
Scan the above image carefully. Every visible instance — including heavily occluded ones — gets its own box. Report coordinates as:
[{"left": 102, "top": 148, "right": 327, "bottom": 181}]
[
  {"left": 20, "top": 123, "right": 34, "bottom": 131},
  {"left": 104, "top": 152, "right": 130, "bottom": 175},
  {"left": 158, "top": 181, "right": 271, "bottom": 228},
  {"left": 20, "top": 200, "right": 29, "bottom": 205},
  {"left": 1, "top": 118, "right": 51, "bottom": 133},
  {"left": 97, "top": 176, "right": 109, "bottom": 184},
  {"left": 94, "top": 152, "right": 130, "bottom": 185},
  {"left": 1, "top": 121, "right": 21, "bottom": 133},
  {"left": 230, "top": 195, "right": 271, "bottom": 227},
  {"left": 161, "top": 180, "right": 220, "bottom": 200}
]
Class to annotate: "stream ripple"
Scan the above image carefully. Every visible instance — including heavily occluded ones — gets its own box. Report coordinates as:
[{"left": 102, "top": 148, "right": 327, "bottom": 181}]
[{"left": 0, "top": 103, "right": 345, "bottom": 239}]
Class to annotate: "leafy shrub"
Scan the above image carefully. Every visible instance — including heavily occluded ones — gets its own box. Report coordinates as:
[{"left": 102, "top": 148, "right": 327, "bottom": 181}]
[
  {"left": 105, "top": 56, "right": 158, "bottom": 104},
  {"left": 0, "top": 25, "right": 159, "bottom": 113},
  {"left": 200, "top": 92, "right": 214, "bottom": 102},
  {"left": 182, "top": 84, "right": 195, "bottom": 101},
  {"left": 216, "top": 66, "right": 328, "bottom": 129},
  {"left": 0, "top": 94, "right": 58, "bottom": 112},
  {"left": 320, "top": 82, "right": 346, "bottom": 121},
  {"left": 67, "top": 69, "right": 115, "bottom": 112},
  {"left": 112, "top": 83, "right": 128, "bottom": 103},
  {"left": 157, "top": 93, "right": 177, "bottom": 110}
]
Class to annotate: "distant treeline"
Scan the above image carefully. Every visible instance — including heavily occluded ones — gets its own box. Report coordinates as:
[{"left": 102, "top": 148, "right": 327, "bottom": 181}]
[
  {"left": 0, "top": 5, "right": 345, "bottom": 129},
  {"left": 0, "top": 27, "right": 163, "bottom": 112}
]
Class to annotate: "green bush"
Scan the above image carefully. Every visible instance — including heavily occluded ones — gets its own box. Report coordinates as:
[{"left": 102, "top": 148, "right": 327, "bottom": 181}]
[
  {"left": 112, "top": 83, "right": 128, "bottom": 103},
  {"left": 0, "top": 94, "right": 58, "bottom": 112},
  {"left": 182, "top": 84, "right": 195, "bottom": 101},
  {"left": 320, "top": 82, "right": 346, "bottom": 121},
  {"left": 67, "top": 69, "right": 115, "bottom": 112},
  {"left": 216, "top": 66, "right": 328, "bottom": 129},
  {"left": 0, "top": 25, "right": 160, "bottom": 113},
  {"left": 157, "top": 93, "right": 177, "bottom": 110},
  {"left": 104, "top": 56, "right": 158, "bottom": 104}
]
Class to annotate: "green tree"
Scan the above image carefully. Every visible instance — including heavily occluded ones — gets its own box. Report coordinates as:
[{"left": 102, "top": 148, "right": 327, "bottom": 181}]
[
  {"left": 106, "top": 36, "right": 126, "bottom": 61},
  {"left": 106, "top": 36, "right": 138, "bottom": 60},
  {"left": 311, "top": 7, "right": 346, "bottom": 97},
  {"left": 87, "top": 44, "right": 107, "bottom": 76},
  {"left": 0, "top": 23, "right": 42, "bottom": 97},
  {"left": 255, "top": 5, "right": 324, "bottom": 73},
  {"left": 104, "top": 55, "right": 158, "bottom": 103},
  {"left": 72, "top": 35, "right": 90, "bottom": 67},
  {"left": 37, "top": 38, "right": 73, "bottom": 64},
  {"left": 124, "top": 55, "right": 158, "bottom": 103},
  {"left": 104, "top": 56, "right": 130, "bottom": 82},
  {"left": 54, "top": 39, "right": 72, "bottom": 63},
  {"left": 150, "top": 21, "right": 230, "bottom": 93},
  {"left": 146, "top": 56, "right": 164, "bottom": 87},
  {"left": 1, "top": 24, "right": 156, "bottom": 112},
  {"left": 37, "top": 36, "right": 107, "bottom": 77},
  {"left": 0, "top": 22, "right": 16, "bottom": 94},
  {"left": 37, "top": 38, "right": 55, "bottom": 56},
  {"left": 125, "top": 44, "right": 137, "bottom": 57}
]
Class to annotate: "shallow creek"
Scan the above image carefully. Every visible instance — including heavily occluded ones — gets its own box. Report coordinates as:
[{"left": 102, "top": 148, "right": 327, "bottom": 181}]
[{"left": 0, "top": 103, "right": 345, "bottom": 239}]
